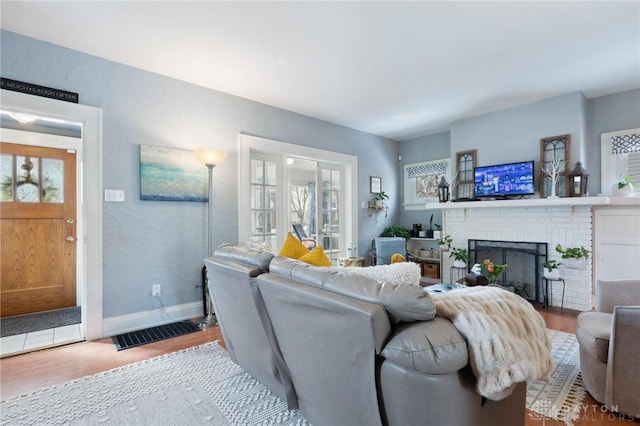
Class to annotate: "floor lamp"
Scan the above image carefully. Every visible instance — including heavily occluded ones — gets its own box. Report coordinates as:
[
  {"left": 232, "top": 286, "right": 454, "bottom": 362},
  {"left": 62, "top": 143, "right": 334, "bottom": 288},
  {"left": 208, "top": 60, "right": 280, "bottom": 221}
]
[{"left": 195, "top": 148, "right": 227, "bottom": 329}]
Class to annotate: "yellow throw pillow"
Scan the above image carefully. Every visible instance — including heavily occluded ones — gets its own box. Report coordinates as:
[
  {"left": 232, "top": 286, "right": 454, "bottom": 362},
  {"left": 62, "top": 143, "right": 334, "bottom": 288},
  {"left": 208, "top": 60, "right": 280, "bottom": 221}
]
[
  {"left": 299, "top": 246, "right": 333, "bottom": 267},
  {"left": 390, "top": 253, "right": 406, "bottom": 264},
  {"left": 279, "top": 232, "right": 310, "bottom": 259}
]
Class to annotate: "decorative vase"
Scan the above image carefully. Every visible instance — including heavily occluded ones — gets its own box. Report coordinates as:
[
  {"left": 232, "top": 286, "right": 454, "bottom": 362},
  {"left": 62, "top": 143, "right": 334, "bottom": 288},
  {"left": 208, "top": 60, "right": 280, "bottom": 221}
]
[
  {"left": 543, "top": 268, "right": 560, "bottom": 280},
  {"left": 347, "top": 248, "right": 356, "bottom": 258},
  {"left": 453, "top": 260, "right": 466, "bottom": 268},
  {"left": 612, "top": 184, "right": 633, "bottom": 197}
]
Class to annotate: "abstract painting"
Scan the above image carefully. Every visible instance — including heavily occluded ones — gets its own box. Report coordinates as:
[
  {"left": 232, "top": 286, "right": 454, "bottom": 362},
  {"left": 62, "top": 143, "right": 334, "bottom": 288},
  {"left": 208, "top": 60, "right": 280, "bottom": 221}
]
[{"left": 140, "top": 144, "right": 208, "bottom": 201}]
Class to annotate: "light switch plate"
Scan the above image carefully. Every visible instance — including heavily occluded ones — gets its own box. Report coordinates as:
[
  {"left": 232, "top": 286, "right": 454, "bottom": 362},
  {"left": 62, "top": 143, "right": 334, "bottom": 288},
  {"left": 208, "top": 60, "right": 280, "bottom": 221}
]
[{"left": 104, "top": 189, "right": 125, "bottom": 202}]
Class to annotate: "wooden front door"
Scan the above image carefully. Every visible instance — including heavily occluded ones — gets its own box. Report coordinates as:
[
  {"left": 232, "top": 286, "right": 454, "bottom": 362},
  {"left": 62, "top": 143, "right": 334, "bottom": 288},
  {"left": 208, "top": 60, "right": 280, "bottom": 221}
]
[{"left": 0, "top": 143, "right": 77, "bottom": 317}]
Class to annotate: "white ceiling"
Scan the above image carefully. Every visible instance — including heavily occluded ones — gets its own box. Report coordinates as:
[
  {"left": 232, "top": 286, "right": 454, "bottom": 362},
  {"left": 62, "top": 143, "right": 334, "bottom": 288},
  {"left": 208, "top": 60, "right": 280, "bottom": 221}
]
[{"left": 1, "top": 1, "right": 639, "bottom": 141}]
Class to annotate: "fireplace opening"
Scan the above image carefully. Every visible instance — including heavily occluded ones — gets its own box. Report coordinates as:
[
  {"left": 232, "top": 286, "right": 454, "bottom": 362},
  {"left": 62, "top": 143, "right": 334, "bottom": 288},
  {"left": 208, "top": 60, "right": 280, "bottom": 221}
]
[{"left": 468, "top": 239, "right": 547, "bottom": 303}]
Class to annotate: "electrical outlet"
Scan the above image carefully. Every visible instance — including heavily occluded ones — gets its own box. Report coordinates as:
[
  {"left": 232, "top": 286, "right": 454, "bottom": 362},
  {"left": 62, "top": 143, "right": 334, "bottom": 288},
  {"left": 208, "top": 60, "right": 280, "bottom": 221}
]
[{"left": 152, "top": 284, "right": 161, "bottom": 297}]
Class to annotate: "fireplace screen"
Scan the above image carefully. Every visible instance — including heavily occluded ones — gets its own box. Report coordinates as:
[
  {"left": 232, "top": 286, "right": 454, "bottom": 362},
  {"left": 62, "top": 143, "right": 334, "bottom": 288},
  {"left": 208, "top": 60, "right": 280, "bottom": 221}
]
[{"left": 468, "top": 240, "right": 547, "bottom": 303}]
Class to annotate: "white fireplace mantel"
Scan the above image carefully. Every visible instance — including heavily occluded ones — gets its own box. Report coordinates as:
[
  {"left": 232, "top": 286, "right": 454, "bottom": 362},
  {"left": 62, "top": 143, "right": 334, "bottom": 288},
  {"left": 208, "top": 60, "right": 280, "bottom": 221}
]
[{"left": 424, "top": 196, "right": 640, "bottom": 211}]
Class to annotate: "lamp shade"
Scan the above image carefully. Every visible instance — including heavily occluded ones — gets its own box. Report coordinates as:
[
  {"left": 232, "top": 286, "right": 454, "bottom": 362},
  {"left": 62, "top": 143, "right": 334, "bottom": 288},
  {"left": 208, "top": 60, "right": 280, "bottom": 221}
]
[{"left": 195, "top": 148, "right": 227, "bottom": 167}]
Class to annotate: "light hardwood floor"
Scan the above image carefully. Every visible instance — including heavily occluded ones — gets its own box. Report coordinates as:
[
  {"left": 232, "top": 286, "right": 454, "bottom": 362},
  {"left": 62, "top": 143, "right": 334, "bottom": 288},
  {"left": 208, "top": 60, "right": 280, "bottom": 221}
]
[{"left": 0, "top": 312, "right": 634, "bottom": 425}]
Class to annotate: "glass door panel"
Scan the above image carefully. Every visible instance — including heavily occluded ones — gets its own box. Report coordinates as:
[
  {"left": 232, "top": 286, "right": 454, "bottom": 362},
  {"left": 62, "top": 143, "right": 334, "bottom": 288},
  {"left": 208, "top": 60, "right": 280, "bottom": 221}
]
[
  {"left": 250, "top": 155, "right": 278, "bottom": 250},
  {"left": 319, "top": 164, "right": 343, "bottom": 264}
]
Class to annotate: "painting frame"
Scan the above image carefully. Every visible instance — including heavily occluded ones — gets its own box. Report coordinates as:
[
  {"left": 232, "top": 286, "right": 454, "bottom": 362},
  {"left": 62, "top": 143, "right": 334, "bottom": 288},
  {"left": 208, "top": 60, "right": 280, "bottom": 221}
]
[
  {"left": 139, "top": 144, "right": 208, "bottom": 202},
  {"left": 370, "top": 176, "right": 382, "bottom": 194}
]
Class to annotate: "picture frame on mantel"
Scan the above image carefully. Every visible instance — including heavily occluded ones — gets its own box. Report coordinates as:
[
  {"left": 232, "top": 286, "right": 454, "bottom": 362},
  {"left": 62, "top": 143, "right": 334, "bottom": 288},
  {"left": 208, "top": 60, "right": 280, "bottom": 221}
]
[
  {"left": 540, "top": 134, "right": 570, "bottom": 198},
  {"left": 370, "top": 176, "right": 382, "bottom": 193}
]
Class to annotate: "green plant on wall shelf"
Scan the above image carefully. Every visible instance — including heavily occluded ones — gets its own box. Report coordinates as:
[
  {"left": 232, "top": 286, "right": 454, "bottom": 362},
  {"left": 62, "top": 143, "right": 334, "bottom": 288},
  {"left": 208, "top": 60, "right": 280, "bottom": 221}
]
[
  {"left": 375, "top": 191, "right": 389, "bottom": 201},
  {"left": 555, "top": 244, "right": 590, "bottom": 260}
]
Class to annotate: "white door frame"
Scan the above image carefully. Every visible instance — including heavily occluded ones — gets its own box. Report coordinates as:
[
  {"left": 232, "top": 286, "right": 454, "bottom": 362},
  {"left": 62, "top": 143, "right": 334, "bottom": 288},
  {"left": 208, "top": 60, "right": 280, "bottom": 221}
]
[
  {"left": 238, "top": 133, "right": 357, "bottom": 252},
  {"left": 1, "top": 89, "right": 103, "bottom": 340}
]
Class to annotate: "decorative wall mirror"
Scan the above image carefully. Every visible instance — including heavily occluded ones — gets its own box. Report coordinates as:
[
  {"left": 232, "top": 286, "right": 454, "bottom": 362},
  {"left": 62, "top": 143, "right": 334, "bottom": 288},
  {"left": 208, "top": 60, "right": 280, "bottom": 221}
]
[
  {"left": 454, "top": 149, "right": 476, "bottom": 200},
  {"left": 540, "top": 134, "right": 570, "bottom": 198}
]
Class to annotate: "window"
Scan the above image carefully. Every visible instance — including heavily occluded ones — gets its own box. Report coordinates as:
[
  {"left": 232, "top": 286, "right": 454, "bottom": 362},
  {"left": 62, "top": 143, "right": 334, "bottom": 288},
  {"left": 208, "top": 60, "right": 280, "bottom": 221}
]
[
  {"left": 239, "top": 134, "right": 357, "bottom": 259},
  {"left": 540, "top": 135, "right": 570, "bottom": 197},
  {"left": 601, "top": 128, "right": 640, "bottom": 195},
  {"left": 455, "top": 150, "right": 476, "bottom": 200}
]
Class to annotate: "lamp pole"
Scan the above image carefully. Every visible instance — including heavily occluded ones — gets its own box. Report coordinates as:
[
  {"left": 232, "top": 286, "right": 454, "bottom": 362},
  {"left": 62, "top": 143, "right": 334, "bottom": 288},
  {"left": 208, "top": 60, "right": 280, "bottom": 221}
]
[
  {"left": 199, "top": 163, "right": 217, "bottom": 328},
  {"left": 195, "top": 147, "right": 227, "bottom": 329}
]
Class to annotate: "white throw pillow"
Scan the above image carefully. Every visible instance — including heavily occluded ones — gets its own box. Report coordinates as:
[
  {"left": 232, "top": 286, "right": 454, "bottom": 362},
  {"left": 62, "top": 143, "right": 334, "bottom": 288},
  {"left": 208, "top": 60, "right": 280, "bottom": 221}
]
[{"left": 335, "top": 262, "right": 421, "bottom": 286}]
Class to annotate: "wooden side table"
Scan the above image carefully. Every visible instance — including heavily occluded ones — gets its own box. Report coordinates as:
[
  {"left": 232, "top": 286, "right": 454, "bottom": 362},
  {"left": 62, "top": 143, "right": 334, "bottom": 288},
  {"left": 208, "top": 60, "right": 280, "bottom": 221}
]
[{"left": 338, "top": 257, "right": 365, "bottom": 267}]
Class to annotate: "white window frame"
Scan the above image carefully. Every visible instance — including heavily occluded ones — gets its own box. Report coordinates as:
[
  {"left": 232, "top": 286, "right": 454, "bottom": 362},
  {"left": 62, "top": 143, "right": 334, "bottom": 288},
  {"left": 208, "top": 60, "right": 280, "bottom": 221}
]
[
  {"left": 403, "top": 158, "right": 451, "bottom": 210},
  {"left": 238, "top": 133, "right": 357, "bottom": 253},
  {"left": 601, "top": 128, "right": 640, "bottom": 195}
]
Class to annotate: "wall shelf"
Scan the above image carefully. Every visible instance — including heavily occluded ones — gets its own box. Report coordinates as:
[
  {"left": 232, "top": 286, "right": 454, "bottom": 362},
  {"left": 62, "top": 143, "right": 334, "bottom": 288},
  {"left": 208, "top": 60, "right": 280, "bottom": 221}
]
[
  {"left": 424, "top": 196, "right": 640, "bottom": 210},
  {"left": 368, "top": 201, "right": 388, "bottom": 217}
]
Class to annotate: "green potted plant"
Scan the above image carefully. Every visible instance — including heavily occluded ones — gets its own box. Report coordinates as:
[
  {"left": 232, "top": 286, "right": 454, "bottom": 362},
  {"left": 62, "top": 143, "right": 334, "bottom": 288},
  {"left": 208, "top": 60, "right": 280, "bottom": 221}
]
[
  {"left": 612, "top": 175, "right": 635, "bottom": 197},
  {"left": 555, "top": 244, "right": 590, "bottom": 269},
  {"left": 374, "top": 191, "right": 389, "bottom": 207},
  {"left": 449, "top": 247, "right": 468, "bottom": 268},
  {"left": 437, "top": 234, "right": 453, "bottom": 251},
  {"left": 543, "top": 259, "right": 563, "bottom": 279},
  {"left": 381, "top": 225, "right": 411, "bottom": 239}
]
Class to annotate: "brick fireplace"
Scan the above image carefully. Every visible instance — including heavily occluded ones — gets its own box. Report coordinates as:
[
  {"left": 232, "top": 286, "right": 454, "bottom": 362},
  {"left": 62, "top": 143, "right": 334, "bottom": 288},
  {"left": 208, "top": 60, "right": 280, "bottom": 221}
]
[{"left": 440, "top": 205, "right": 593, "bottom": 311}]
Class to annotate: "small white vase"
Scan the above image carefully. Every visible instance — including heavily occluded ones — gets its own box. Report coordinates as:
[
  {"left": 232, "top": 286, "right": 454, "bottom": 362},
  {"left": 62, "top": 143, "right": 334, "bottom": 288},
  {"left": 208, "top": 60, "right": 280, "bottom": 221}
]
[
  {"left": 453, "top": 260, "right": 466, "bottom": 268},
  {"left": 543, "top": 268, "right": 560, "bottom": 280},
  {"left": 611, "top": 184, "right": 633, "bottom": 197}
]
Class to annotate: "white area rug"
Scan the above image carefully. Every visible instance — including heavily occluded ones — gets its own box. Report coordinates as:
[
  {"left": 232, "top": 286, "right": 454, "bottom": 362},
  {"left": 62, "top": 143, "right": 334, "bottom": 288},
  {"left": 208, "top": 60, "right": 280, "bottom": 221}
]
[
  {"left": 1, "top": 341, "right": 309, "bottom": 425},
  {"left": 526, "top": 329, "right": 587, "bottom": 425},
  {"left": 2, "top": 330, "right": 586, "bottom": 425}
]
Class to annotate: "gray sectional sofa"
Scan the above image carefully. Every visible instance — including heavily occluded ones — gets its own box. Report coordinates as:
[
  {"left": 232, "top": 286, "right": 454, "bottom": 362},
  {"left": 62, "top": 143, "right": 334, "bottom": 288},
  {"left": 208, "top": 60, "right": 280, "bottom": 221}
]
[{"left": 204, "top": 244, "right": 525, "bottom": 426}]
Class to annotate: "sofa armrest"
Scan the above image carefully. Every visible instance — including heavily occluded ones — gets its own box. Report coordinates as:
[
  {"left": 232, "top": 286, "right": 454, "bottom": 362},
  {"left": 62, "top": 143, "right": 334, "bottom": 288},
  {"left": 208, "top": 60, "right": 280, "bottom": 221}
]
[
  {"left": 605, "top": 305, "right": 640, "bottom": 416},
  {"left": 381, "top": 318, "right": 468, "bottom": 375},
  {"left": 596, "top": 280, "right": 640, "bottom": 313}
]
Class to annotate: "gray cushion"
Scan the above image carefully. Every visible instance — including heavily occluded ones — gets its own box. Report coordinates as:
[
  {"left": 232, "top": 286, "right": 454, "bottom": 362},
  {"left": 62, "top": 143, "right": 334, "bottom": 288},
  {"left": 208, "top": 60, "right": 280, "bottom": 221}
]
[
  {"left": 269, "top": 256, "right": 436, "bottom": 324},
  {"left": 212, "top": 244, "right": 274, "bottom": 276},
  {"left": 576, "top": 311, "right": 612, "bottom": 362},
  {"left": 381, "top": 318, "right": 468, "bottom": 374}
]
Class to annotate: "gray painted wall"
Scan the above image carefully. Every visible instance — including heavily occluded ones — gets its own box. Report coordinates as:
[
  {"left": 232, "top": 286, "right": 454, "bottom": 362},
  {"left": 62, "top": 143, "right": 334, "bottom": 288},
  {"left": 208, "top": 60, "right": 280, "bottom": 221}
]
[
  {"left": 586, "top": 89, "right": 640, "bottom": 194},
  {"left": 2, "top": 31, "right": 638, "bottom": 319},
  {"left": 397, "top": 131, "right": 450, "bottom": 232},
  {"left": 397, "top": 90, "right": 640, "bottom": 214},
  {"left": 1, "top": 31, "right": 398, "bottom": 317}
]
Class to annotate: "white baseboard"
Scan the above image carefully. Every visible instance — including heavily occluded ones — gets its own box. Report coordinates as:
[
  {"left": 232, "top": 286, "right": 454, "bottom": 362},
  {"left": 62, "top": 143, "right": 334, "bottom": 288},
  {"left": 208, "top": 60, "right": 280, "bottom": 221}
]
[{"left": 102, "top": 301, "right": 203, "bottom": 337}]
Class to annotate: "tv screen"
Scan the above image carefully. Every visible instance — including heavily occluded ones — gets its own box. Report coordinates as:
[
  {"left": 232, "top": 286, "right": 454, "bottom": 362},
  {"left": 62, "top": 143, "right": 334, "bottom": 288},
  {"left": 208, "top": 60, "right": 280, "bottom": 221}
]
[{"left": 474, "top": 161, "right": 535, "bottom": 198}]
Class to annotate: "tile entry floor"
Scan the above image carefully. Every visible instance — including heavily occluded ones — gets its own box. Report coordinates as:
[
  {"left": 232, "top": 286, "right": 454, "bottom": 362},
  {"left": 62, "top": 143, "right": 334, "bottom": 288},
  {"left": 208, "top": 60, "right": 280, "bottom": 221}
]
[{"left": 0, "top": 324, "right": 83, "bottom": 358}]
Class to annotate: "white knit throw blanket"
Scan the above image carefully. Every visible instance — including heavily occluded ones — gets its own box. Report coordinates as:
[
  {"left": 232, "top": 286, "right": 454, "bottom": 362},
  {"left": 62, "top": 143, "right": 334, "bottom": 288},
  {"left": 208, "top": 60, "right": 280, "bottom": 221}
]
[{"left": 431, "top": 286, "right": 555, "bottom": 401}]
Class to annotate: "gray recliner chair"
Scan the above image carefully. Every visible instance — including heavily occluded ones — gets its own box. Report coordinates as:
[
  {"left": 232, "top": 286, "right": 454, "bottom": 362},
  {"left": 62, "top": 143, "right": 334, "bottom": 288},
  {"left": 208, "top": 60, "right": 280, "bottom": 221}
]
[
  {"left": 575, "top": 279, "right": 640, "bottom": 418},
  {"left": 204, "top": 245, "right": 297, "bottom": 408}
]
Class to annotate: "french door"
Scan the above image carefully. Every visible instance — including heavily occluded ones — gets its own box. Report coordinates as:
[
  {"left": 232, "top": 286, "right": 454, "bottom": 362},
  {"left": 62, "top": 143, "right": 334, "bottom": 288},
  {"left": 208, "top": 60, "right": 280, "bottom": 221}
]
[{"left": 240, "top": 134, "right": 357, "bottom": 262}]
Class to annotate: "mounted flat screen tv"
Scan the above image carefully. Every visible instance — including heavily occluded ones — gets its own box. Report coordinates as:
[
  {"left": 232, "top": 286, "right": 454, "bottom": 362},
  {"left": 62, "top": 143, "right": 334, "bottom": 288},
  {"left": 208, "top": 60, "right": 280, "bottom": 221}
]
[{"left": 474, "top": 161, "right": 535, "bottom": 198}]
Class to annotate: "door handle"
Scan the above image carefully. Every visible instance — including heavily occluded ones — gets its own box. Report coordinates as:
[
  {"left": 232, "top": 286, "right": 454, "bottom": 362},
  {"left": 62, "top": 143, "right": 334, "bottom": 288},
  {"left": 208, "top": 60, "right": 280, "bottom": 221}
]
[{"left": 66, "top": 236, "right": 76, "bottom": 243}]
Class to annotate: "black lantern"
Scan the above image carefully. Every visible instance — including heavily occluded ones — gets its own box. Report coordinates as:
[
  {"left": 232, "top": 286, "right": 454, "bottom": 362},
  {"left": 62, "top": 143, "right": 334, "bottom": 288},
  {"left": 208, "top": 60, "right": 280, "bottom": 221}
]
[
  {"left": 566, "top": 161, "right": 589, "bottom": 197},
  {"left": 438, "top": 176, "right": 450, "bottom": 203}
]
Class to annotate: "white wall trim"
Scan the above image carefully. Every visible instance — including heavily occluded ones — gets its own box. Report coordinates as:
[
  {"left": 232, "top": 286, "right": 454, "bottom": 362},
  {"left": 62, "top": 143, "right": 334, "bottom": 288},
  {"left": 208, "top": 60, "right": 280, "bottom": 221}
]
[
  {"left": 1, "top": 89, "right": 104, "bottom": 340},
  {"left": 102, "top": 302, "right": 202, "bottom": 337}
]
